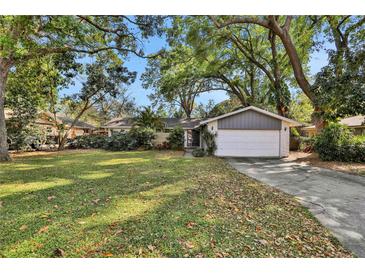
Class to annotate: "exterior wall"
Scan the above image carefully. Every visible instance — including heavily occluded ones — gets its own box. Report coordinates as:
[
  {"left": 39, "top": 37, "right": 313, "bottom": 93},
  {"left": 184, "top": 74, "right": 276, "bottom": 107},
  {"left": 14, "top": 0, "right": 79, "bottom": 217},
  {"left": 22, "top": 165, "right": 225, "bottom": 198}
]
[
  {"left": 218, "top": 110, "right": 281, "bottom": 130},
  {"left": 108, "top": 128, "right": 131, "bottom": 137},
  {"left": 153, "top": 132, "right": 169, "bottom": 146},
  {"left": 67, "top": 128, "right": 89, "bottom": 139},
  {"left": 280, "top": 121, "right": 290, "bottom": 157},
  {"left": 353, "top": 127, "right": 365, "bottom": 136}
]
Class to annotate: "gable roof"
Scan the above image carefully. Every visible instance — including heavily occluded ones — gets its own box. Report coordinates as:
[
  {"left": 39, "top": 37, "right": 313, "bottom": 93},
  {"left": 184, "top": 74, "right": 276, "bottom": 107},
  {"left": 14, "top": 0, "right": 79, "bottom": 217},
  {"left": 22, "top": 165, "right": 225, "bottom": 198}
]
[
  {"left": 57, "top": 115, "right": 95, "bottom": 129},
  {"left": 199, "top": 106, "right": 301, "bottom": 127},
  {"left": 104, "top": 117, "right": 135, "bottom": 128},
  {"left": 340, "top": 115, "right": 365, "bottom": 127},
  {"left": 302, "top": 115, "right": 365, "bottom": 130}
]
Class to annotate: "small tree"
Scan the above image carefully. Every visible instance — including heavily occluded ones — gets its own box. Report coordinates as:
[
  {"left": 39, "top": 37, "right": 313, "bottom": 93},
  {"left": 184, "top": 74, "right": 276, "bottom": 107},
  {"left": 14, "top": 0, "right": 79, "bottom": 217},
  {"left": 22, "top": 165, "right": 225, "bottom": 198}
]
[
  {"left": 167, "top": 126, "right": 184, "bottom": 150},
  {"left": 202, "top": 128, "right": 217, "bottom": 155},
  {"left": 129, "top": 127, "right": 155, "bottom": 149},
  {"left": 135, "top": 106, "right": 164, "bottom": 130},
  {"left": 57, "top": 57, "right": 136, "bottom": 150}
]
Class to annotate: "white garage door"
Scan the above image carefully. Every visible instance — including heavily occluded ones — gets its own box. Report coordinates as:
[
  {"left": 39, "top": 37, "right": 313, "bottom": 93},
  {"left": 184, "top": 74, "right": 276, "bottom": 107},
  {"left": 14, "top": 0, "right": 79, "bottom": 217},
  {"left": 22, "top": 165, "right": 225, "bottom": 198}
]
[{"left": 215, "top": 130, "right": 280, "bottom": 157}]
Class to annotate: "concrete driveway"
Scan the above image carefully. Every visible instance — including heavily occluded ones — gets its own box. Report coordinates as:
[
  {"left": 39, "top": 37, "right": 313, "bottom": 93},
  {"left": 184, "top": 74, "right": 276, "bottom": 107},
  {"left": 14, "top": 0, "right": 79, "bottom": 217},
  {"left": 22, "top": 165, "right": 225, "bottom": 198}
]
[{"left": 225, "top": 157, "right": 365, "bottom": 257}]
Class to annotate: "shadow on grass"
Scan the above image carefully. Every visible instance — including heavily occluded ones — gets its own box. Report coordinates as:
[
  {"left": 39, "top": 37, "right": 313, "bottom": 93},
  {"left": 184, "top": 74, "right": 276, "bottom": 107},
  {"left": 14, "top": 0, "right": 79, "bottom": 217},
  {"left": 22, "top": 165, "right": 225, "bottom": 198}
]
[{"left": 0, "top": 150, "right": 205, "bottom": 257}]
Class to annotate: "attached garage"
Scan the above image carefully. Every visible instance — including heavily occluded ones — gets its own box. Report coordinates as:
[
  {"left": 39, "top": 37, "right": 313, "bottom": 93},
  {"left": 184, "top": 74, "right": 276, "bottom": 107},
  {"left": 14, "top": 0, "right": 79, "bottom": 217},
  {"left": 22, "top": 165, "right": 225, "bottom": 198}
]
[
  {"left": 216, "top": 130, "right": 280, "bottom": 157},
  {"left": 199, "top": 106, "right": 301, "bottom": 158}
]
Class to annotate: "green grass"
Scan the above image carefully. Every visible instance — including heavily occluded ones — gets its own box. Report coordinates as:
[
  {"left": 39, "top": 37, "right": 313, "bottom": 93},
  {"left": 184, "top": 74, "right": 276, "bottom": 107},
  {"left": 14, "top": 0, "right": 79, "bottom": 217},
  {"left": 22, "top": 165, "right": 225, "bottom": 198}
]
[{"left": 0, "top": 150, "right": 352, "bottom": 258}]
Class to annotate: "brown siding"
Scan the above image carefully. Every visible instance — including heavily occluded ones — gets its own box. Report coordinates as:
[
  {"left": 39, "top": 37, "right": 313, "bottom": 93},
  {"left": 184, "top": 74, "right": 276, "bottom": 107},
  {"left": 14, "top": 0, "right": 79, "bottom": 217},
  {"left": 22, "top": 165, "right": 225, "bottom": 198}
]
[{"left": 218, "top": 110, "right": 282, "bottom": 130}]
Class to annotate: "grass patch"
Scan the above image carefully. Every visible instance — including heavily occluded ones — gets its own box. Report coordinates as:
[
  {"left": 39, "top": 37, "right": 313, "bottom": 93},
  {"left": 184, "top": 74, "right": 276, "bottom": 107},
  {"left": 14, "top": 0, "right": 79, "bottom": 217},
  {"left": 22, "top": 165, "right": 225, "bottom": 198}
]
[{"left": 0, "top": 150, "right": 352, "bottom": 257}]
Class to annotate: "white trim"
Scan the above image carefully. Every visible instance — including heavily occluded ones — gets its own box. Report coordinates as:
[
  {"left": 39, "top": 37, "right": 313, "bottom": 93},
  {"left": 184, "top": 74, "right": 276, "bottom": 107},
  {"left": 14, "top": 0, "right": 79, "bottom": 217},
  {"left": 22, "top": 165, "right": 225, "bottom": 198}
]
[{"left": 199, "top": 106, "right": 301, "bottom": 127}]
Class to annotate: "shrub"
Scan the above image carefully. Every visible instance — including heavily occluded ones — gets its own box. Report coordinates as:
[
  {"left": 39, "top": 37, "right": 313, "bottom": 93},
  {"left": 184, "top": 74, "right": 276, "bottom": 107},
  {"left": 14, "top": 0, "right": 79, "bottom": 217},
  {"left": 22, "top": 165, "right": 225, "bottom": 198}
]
[
  {"left": 202, "top": 128, "right": 217, "bottom": 156},
  {"left": 129, "top": 127, "right": 155, "bottom": 149},
  {"left": 104, "top": 133, "right": 136, "bottom": 151},
  {"left": 314, "top": 122, "right": 365, "bottom": 162},
  {"left": 353, "top": 135, "right": 365, "bottom": 145},
  {"left": 69, "top": 135, "right": 107, "bottom": 149},
  {"left": 155, "top": 141, "right": 170, "bottom": 150},
  {"left": 192, "top": 148, "right": 205, "bottom": 157},
  {"left": 299, "top": 136, "right": 315, "bottom": 152},
  {"left": 8, "top": 125, "right": 47, "bottom": 151},
  {"left": 167, "top": 126, "right": 184, "bottom": 150}
]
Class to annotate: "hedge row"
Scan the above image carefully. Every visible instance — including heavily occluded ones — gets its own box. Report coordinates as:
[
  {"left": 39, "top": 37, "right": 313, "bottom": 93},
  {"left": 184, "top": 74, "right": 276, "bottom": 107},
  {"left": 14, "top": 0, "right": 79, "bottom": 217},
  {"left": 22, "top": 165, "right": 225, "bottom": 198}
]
[{"left": 69, "top": 127, "right": 155, "bottom": 151}]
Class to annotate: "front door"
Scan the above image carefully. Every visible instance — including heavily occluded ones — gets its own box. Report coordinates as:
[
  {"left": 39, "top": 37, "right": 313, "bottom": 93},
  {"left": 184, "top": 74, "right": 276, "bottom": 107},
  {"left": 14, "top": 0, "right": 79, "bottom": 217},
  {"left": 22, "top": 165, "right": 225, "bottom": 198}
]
[{"left": 192, "top": 129, "right": 200, "bottom": 147}]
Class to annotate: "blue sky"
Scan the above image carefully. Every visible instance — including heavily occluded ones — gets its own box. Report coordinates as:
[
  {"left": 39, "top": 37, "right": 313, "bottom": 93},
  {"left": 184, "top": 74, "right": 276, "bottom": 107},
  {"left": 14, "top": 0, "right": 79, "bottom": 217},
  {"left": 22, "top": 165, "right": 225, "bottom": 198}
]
[{"left": 61, "top": 33, "right": 333, "bottom": 108}]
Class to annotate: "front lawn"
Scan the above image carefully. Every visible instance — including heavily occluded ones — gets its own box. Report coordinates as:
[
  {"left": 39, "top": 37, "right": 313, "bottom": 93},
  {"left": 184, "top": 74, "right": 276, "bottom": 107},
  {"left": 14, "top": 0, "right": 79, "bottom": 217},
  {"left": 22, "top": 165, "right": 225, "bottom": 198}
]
[{"left": 0, "top": 150, "right": 352, "bottom": 257}]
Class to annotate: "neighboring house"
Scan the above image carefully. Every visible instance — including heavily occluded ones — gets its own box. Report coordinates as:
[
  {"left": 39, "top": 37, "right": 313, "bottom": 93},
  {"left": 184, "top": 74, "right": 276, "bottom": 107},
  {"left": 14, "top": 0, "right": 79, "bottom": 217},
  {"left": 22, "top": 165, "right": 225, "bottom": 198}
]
[
  {"left": 302, "top": 115, "right": 365, "bottom": 137},
  {"left": 5, "top": 108, "right": 95, "bottom": 139},
  {"left": 103, "top": 117, "right": 201, "bottom": 146},
  {"left": 104, "top": 106, "right": 300, "bottom": 158},
  {"left": 56, "top": 115, "right": 95, "bottom": 139}
]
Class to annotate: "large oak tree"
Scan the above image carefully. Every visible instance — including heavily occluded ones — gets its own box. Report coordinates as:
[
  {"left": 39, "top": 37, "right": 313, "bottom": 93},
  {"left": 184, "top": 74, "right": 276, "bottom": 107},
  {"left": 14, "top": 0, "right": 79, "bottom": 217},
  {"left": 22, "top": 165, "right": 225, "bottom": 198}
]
[{"left": 0, "top": 15, "right": 162, "bottom": 160}]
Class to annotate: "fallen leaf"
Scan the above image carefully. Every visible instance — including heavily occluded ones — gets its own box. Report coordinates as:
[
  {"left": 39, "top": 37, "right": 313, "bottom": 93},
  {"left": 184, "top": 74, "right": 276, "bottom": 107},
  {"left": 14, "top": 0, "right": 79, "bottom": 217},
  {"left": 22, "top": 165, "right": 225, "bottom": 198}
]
[
  {"left": 19, "top": 225, "right": 28, "bottom": 231},
  {"left": 78, "top": 221, "right": 86, "bottom": 225},
  {"left": 53, "top": 248, "right": 65, "bottom": 257},
  {"left": 103, "top": 253, "right": 113, "bottom": 257},
  {"left": 147, "top": 245, "right": 155, "bottom": 251},
  {"left": 92, "top": 199, "right": 100, "bottom": 205},
  {"left": 38, "top": 225, "right": 49, "bottom": 234},
  {"left": 184, "top": 241, "right": 194, "bottom": 249},
  {"left": 47, "top": 195, "right": 56, "bottom": 201},
  {"left": 258, "top": 239, "right": 268, "bottom": 245},
  {"left": 138, "top": 248, "right": 143, "bottom": 255},
  {"left": 114, "top": 229, "right": 124, "bottom": 235},
  {"left": 186, "top": 221, "right": 196, "bottom": 229}
]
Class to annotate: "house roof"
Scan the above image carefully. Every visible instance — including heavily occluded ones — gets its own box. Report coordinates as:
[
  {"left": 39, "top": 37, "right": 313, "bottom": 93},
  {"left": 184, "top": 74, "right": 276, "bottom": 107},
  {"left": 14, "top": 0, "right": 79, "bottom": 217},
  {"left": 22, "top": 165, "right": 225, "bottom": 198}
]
[
  {"left": 302, "top": 115, "right": 365, "bottom": 130},
  {"left": 162, "top": 118, "right": 201, "bottom": 129},
  {"left": 199, "top": 106, "right": 302, "bottom": 127},
  {"left": 104, "top": 117, "right": 135, "bottom": 128},
  {"left": 340, "top": 115, "right": 365, "bottom": 127},
  {"left": 56, "top": 116, "right": 95, "bottom": 129},
  {"left": 103, "top": 117, "right": 201, "bottom": 129}
]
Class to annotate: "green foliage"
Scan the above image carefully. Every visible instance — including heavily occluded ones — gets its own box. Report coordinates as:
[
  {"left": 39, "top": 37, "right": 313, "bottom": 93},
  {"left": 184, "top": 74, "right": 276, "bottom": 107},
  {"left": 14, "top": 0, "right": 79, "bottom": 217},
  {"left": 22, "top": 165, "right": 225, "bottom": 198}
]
[
  {"left": 70, "top": 133, "right": 135, "bottom": 151},
  {"left": 290, "top": 127, "right": 300, "bottom": 137},
  {"left": 299, "top": 136, "right": 316, "bottom": 152},
  {"left": 202, "top": 128, "right": 217, "bottom": 156},
  {"left": 5, "top": 93, "right": 39, "bottom": 151},
  {"left": 167, "top": 126, "right": 184, "bottom": 150},
  {"left": 70, "top": 135, "right": 108, "bottom": 149},
  {"left": 353, "top": 135, "right": 365, "bottom": 144},
  {"left": 71, "top": 128, "right": 155, "bottom": 151},
  {"left": 192, "top": 148, "right": 206, "bottom": 157},
  {"left": 129, "top": 127, "right": 155, "bottom": 149},
  {"left": 104, "top": 133, "right": 136, "bottom": 151},
  {"left": 8, "top": 125, "right": 48, "bottom": 151},
  {"left": 135, "top": 106, "right": 164, "bottom": 130},
  {"left": 313, "top": 49, "right": 365, "bottom": 120},
  {"left": 289, "top": 92, "right": 314, "bottom": 124},
  {"left": 314, "top": 123, "right": 365, "bottom": 162}
]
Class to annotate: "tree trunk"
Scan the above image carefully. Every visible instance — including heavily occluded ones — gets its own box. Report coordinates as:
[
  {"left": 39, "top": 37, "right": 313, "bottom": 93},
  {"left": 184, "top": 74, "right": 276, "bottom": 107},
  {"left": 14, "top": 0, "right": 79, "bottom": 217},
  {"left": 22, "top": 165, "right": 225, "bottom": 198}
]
[
  {"left": 275, "top": 29, "right": 316, "bottom": 103},
  {"left": 58, "top": 102, "right": 91, "bottom": 150},
  {"left": 0, "top": 60, "right": 11, "bottom": 161},
  {"left": 312, "top": 106, "right": 326, "bottom": 133}
]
